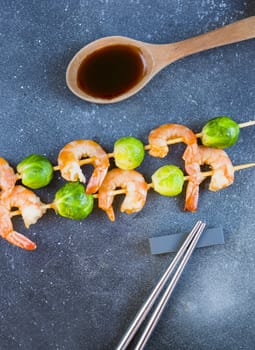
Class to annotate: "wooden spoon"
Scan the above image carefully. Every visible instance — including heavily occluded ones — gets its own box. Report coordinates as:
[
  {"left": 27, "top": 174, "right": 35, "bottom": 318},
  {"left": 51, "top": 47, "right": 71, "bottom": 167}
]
[{"left": 66, "top": 16, "right": 255, "bottom": 104}]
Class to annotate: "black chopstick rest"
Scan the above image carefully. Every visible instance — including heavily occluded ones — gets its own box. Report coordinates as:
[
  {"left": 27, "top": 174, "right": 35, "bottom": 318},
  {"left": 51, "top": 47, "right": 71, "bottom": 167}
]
[{"left": 149, "top": 226, "right": 224, "bottom": 255}]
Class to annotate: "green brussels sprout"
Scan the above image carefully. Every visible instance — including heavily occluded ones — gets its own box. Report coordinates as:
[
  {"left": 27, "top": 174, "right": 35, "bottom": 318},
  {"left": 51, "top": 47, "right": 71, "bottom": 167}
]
[
  {"left": 114, "top": 136, "right": 145, "bottom": 170},
  {"left": 53, "top": 182, "right": 94, "bottom": 220},
  {"left": 17, "top": 154, "right": 53, "bottom": 189},
  {"left": 152, "top": 165, "right": 184, "bottom": 196},
  {"left": 201, "top": 116, "right": 240, "bottom": 148}
]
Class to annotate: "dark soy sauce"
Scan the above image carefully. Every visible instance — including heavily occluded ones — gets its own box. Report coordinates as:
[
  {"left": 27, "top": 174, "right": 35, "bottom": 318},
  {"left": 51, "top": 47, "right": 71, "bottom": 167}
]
[{"left": 77, "top": 45, "right": 147, "bottom": 99}]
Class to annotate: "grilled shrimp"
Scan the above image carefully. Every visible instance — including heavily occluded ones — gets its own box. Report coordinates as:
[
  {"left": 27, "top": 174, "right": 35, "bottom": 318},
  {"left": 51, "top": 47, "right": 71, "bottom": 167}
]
[
  {"left": 0, "top": 157, "right": 16, "bottom": 198},
  {"left": 0, "top": 186, "right": 47, "bottom": 250},
  {"left": 185, "top": 146, "right": 234, "bottom": 212},
  {"left": 148, "top": 123, "right": 198, "bottom": 158},
  {"left": 98, "top": 168, "right": 148, "bottom": 221},
  {"left": 58, "top": 140, "right": 110, "bottom": 194}
]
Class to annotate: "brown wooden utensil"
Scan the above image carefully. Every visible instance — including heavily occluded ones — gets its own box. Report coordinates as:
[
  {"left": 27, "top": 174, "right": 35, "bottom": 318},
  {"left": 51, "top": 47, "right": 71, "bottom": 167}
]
[{"left": 66, "top": 16, "right": 255, "bottom": 104}]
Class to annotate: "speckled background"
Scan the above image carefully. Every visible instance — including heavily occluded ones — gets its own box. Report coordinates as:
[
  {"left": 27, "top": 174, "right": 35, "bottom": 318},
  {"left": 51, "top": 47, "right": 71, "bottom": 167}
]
[{"left": 0, "top": 1, "right": 255, "bottom": 349}]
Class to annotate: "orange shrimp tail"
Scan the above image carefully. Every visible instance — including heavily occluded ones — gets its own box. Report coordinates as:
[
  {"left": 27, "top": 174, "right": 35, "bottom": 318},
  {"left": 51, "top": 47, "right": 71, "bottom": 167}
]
[
  {"left": 184, "top": 181, "right": 199, "bottom": 212},
  {"left": 106, "top": 207, "right": 115, "bottom": 222},
  {"left": 5, "top": 231, "right": 37, "bottom": 250},
  {"left": 86, "top": 168, "right": 108, "bottom": 194}
]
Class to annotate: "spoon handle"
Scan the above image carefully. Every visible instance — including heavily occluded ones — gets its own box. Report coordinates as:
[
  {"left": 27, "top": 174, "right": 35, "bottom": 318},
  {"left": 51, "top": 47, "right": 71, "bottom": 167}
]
[{"left": 157, "top": 16, "right": 255, "bottom": 65}]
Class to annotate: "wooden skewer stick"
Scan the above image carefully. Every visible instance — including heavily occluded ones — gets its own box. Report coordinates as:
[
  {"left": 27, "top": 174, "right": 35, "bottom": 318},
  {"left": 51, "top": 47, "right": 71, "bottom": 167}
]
[
  {"left": 238, "top": 120, "right": 255, "bottom": 128},
  {"left": 53, "top": 158, "right": 94, "bottom": 171},
  {"left": 10, "top": 162, "right": 255, "bottom": 218},
  {"left": 194, "top": 162, "right": 255, "bottom": 179},
  {"left": 49, "top": 120, "right": 255, "bottom": 169},
  {"left": 52, "top": 152, "right": 115, "bottom": 171},
  {"left": 10, "top": 203, "right": 53, "bottom": 218}
]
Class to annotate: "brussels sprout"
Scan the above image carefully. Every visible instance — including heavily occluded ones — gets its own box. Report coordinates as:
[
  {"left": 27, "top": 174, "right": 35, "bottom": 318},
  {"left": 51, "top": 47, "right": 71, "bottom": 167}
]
[
  {"left": 152, "top": 165, "right": 184, "bottom": 196},
  {"left": 201, "top": 116, "right": 240, "bottom": 148},
  {"left": 53, "top": 182, "right": 94, "bottom": 220},
  {"left": 114, "top": 136, "right": 145, "bottom": 170},
  {"left": 17, "top": 154, "right": 53, "bottom": 189}
]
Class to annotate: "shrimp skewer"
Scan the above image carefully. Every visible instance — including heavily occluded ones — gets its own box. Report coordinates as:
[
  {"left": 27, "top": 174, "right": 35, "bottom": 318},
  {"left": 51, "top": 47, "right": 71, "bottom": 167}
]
[
  {"left": 0, "top": 186, "right": 47, "bottom": 250},
  {"left": 5, "top": 161, "right": 254, "bottom": 249},
  {"left": 53, "top": 120, "right": 255, "bottom": 169},
  {"left": 57, "top": 140, "right": 110, "bottom": 194},
  {"left": 11, "top": 162, "right": 255, "bottom": 221}
]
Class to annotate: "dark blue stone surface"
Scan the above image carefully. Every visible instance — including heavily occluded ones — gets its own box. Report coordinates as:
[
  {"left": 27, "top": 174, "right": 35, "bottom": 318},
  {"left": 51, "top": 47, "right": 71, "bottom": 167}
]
[{"left": 0, "top": 1, "right": 254, "bottom": 349}]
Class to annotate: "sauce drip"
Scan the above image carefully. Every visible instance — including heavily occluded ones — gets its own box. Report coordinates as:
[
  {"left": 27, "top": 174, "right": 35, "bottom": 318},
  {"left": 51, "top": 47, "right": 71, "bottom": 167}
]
[{"left": 77, "top": 44, "right": 147, "bottom": 99}]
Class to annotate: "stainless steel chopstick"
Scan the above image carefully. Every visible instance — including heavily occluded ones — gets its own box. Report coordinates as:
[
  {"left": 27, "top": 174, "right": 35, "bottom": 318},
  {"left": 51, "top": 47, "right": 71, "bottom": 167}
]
[
  {"left": 116, "top": 220, "right": 205, "bottom": 350},
  {"left": 134, "top": 221, "right": 206, "bottom": 350}
]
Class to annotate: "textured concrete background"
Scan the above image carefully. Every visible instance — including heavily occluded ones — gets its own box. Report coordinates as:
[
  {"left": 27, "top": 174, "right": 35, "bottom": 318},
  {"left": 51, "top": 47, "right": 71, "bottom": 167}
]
[{"left": 0, "top": 1, "right": 255, "bottom": 349}]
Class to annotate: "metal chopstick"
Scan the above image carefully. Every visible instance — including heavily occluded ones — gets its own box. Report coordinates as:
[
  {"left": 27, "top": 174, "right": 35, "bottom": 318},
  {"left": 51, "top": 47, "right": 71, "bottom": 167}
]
[
  {"left": 134, "top": 221, "right": 206, "bottom": 350},
  {"left": 116, "top": 220, "right": 205, "bottom": 350}
]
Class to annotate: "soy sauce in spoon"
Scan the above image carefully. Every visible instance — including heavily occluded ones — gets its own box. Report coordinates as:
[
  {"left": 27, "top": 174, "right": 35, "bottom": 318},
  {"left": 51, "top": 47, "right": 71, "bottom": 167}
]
[{"left": 77, "top": 44, "right": 147, "bottom": 99}]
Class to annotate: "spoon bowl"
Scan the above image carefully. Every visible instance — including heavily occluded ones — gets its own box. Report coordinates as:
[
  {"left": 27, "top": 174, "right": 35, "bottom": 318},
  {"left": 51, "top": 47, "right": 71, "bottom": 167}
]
[
  {"left": 66, "top": 16, "right": 255, "bottom": 104},
  {"left": 66, "top": 36, "right": 157, "bottom": 103}
]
